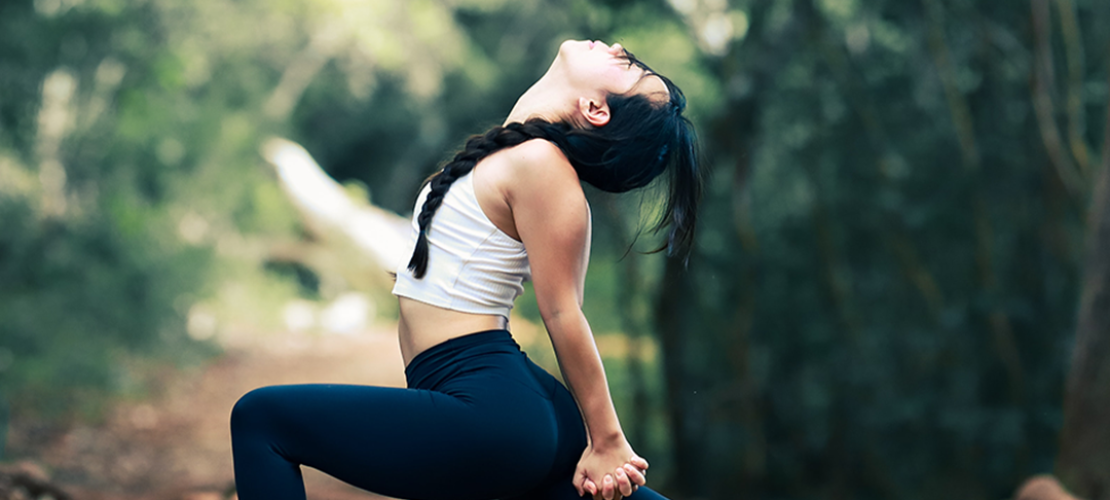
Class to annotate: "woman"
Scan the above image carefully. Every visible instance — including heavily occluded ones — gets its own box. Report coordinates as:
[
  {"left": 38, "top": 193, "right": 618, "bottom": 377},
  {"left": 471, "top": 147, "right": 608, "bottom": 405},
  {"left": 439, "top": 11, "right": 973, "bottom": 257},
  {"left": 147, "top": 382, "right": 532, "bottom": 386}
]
[{"left": 231, "top": 39, "right": 701, "bottom": 500}]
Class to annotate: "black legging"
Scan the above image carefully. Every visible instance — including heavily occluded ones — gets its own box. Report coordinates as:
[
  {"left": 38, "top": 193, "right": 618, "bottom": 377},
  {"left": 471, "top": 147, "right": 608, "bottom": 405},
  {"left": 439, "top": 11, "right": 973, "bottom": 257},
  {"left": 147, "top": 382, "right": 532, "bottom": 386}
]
[{"left": 230, "top": 329, "right": 668, "bottom": 500}]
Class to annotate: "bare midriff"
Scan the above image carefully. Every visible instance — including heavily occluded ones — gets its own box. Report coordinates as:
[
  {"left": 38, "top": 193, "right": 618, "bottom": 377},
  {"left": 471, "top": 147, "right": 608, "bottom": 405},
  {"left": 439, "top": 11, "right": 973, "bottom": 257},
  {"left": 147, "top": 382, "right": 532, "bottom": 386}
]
[{"left": 397, "top": 296, "right": 510, "bottom": 367}]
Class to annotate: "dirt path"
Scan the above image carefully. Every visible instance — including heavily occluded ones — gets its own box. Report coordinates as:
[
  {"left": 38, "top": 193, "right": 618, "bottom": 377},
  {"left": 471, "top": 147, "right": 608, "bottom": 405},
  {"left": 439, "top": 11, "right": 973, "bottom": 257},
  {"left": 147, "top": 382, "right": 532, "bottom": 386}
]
[{"left": 16, "top": 324, "right": 412, "bottom": 500}]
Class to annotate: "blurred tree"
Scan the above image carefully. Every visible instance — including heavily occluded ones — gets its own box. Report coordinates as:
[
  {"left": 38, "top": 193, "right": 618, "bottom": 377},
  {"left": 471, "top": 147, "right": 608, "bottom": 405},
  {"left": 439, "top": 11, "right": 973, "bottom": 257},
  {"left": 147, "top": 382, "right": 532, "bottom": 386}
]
[
  {"left": 0, "top": 0, "right": 217, "bottom": 419},
  {"left": 1057, "top": 94, "right": 1110, "bottom": 499},
  {"left": 0, "top": 0, "right": 507, "bottom": 420},
  {"left": 2, "top": 0, "right": 1109, "bottom": 499},
  {"left": 652, "top": 0, "right": 1110, "bottom": 498}
]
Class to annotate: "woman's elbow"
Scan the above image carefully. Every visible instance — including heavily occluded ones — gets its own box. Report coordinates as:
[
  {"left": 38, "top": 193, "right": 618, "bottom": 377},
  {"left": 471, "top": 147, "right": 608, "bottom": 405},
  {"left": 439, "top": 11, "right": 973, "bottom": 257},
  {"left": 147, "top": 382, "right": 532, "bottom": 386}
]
[{"left": 539, "top": 305, "right": 584, "bottom": 330}]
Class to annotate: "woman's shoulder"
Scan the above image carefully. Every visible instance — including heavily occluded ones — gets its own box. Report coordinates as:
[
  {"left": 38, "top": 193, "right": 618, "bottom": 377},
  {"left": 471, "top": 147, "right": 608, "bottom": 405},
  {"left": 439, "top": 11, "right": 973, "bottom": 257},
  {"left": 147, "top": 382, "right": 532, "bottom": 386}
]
[
  {"left": 505, "top": 137, "right": 566, "bottom": 161},
  {"left": 500, "top": 139, "right": 583, "bottom": 201}
]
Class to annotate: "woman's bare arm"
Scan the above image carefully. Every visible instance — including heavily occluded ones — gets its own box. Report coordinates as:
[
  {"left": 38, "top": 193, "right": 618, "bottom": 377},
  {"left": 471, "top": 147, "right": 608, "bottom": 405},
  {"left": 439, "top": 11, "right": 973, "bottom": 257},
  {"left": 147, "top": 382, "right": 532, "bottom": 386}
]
[{"left": 505, "top": 140, "right": 646, "bottom": 499}]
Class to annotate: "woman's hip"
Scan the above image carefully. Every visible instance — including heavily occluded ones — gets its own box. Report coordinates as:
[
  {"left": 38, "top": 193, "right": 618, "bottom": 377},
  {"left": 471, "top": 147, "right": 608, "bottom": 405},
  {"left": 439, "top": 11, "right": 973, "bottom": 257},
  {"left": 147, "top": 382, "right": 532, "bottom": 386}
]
[
  {"left": 400, "top": 328, "right": 588, "bottom": 473},
  {"left": 405, "top": 329, "right": 548, "bottom": 394}
]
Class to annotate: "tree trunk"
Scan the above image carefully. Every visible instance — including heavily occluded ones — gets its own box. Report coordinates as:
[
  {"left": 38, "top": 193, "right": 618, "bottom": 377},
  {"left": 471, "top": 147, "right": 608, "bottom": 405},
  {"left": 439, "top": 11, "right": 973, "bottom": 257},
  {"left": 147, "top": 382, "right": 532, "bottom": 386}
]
[
  {"left": 1056, "top": 119, "right": 1110, "bottom": 499},
  {"left": 655, "top": 256, "right": 697, "bottom": 497}
]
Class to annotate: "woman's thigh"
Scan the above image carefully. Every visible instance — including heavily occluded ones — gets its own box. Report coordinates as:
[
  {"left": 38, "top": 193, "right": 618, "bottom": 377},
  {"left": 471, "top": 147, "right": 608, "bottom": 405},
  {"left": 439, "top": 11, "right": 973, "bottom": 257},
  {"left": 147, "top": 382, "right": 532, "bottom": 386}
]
[
  {"left": 508, "top": 360, "right": 671, "bottom": 500},
  {"left": 231, "top": 381, "right": 556, "bottom": 500}
]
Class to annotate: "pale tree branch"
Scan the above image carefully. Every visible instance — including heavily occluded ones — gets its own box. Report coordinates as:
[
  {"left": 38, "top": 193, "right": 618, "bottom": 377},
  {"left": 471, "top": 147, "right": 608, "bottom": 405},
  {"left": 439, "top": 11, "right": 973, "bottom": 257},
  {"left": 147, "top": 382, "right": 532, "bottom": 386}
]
[
  {"left": 816, "top": 27, "right": 946, "bottom": 319},
  {"left": 1055, "top": 45, "right": 1110, "bottom": 499},
  {"left": 1103, "top": 44, "right": 1110, "bottom": 175},
  {"left": 1031, "top": 0, "right": 1084, "bottom": 198},
  {"left": 922, "top": 0, "right": 1025, "bottom": 403},
  {"left": 923, "top": 0, "right": 982, "bottom": 174},
  {"left": 1054, "top": 0, "right": 1092, "bottom": 174}
]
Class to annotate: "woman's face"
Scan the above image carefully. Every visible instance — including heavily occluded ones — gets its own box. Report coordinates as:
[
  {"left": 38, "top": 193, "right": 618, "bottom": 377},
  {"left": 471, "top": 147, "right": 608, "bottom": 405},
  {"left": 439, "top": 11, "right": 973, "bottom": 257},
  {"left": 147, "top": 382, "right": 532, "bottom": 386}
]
[{"left": 555, "top": 40, "right": 668, "bottom": 101}]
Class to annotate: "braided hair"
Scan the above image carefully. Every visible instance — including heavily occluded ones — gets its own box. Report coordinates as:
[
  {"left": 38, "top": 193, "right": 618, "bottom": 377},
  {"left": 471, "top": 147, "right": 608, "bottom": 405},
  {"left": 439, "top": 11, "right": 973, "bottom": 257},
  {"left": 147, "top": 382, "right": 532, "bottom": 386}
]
[{"left": 407, "top": 53, "right": 702, "bottom": 279}]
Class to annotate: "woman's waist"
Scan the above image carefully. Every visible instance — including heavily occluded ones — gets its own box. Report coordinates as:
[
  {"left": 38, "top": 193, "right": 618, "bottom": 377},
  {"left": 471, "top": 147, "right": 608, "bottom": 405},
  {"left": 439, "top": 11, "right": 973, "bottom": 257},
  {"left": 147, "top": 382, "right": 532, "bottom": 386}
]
[
  {"left": 392, "top": 273, "right": 522, "bottom": 319},
  {"left": 397, "top": 297, "right": 509, "bottom": 366},
  {"left": 403, "top": 328, "right": 529, "bottom": 391}
]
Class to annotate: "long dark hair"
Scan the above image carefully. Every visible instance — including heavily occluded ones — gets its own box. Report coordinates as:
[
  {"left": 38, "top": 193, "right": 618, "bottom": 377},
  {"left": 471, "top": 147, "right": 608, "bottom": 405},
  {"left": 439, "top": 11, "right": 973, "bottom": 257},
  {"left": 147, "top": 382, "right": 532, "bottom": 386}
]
[{"left": 407, "top": 50, "right": 702, "bottom": 279}]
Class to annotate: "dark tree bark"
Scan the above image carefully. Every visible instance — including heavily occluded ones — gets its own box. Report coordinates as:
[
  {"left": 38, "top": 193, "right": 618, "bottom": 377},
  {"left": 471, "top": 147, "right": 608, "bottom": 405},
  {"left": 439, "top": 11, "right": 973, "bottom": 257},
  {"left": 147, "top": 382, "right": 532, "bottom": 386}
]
[
  {"left": 1056, "top": 97, "right": 1110, "bottom": 500},
  {"left": 655, "top": 255, "right": 697, "bottom": 497}
]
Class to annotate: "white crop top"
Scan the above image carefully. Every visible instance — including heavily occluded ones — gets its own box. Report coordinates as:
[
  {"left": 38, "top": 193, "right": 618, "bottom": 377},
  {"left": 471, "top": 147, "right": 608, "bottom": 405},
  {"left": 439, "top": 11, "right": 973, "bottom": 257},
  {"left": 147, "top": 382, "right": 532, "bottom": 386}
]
[{"left": 391, "top": 170, "right": 531, "bottom": 318}]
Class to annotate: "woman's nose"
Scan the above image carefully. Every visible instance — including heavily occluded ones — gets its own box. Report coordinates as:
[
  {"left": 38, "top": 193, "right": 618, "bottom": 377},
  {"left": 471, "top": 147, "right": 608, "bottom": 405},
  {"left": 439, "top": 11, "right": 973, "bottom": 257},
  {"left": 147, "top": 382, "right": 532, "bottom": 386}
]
[{"left": 609, "top": 43, "right": 624, "bottom": 54}]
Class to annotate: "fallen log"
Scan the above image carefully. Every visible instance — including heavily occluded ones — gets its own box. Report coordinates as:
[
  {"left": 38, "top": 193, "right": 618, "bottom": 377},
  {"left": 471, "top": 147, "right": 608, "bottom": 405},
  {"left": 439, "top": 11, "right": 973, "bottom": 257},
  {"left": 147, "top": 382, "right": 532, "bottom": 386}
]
[{"left": 0, "top": 462, "right": 71, "bottom": 500}]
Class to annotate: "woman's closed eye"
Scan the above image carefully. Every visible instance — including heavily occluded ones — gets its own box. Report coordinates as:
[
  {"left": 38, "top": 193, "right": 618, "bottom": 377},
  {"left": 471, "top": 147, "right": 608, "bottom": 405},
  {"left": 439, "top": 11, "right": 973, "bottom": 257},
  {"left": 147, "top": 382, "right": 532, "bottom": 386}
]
[
  {"left": 617, "top": 49, "right": 634, "bottom": 68},
  {"left": 618, "top": 49, "right": 649, "bottom": 71}
]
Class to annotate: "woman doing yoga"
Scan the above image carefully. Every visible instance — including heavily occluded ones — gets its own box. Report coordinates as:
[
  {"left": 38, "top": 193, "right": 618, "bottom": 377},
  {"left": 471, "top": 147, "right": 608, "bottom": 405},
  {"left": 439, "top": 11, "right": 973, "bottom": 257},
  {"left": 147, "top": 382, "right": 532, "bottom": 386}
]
[{"left": 230, "top": 39, "right": 702, "bottom": 500}]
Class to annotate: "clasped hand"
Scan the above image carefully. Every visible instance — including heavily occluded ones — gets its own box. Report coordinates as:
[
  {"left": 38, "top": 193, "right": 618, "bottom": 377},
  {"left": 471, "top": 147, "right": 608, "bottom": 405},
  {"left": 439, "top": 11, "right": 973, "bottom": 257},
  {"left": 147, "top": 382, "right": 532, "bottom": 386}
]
[{"left": 574, "top": 439, "right": 649, "bottom": 500}]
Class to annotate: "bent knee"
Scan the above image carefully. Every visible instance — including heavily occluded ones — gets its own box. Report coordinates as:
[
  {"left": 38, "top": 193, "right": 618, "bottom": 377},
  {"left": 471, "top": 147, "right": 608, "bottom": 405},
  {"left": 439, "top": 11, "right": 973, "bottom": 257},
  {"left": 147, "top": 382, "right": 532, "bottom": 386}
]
[{"left": 230, "top": 386, "right": 285, "bottom": 433}]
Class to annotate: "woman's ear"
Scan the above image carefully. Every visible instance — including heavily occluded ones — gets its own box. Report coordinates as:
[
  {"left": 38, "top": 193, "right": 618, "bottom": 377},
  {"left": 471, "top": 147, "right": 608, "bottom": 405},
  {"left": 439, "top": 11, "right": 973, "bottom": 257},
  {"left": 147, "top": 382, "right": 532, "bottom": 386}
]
[{"left": 577, "top": 97, "right": 610, "bottom": 128}]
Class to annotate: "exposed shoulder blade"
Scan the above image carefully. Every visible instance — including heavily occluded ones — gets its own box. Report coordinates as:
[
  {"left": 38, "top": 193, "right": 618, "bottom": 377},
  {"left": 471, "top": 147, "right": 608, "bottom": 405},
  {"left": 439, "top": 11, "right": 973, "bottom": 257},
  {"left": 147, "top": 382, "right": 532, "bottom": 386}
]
[{"left": 503, "top": 139, "right": 580, "bottom": 204}]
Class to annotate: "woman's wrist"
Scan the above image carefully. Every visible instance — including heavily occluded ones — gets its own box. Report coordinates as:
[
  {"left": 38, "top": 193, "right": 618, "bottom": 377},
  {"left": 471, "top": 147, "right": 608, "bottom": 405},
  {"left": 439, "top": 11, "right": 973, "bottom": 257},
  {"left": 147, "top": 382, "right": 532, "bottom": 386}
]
[{"left": 588, "top": 429, "right": 627, "bottom": 452}]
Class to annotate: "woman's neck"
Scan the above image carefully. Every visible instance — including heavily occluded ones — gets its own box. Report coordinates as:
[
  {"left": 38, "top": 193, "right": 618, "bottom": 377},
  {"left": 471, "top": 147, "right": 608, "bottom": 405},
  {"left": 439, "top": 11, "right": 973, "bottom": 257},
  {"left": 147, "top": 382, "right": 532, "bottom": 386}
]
[{"left": 504, "top": 72, "right": 578, "bottom": 126}]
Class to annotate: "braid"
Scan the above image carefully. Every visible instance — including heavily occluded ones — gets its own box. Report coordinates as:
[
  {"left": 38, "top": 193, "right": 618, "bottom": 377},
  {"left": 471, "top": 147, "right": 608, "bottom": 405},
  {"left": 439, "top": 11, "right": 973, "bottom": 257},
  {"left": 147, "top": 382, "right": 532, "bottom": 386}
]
[
  {"left": 407, "top": 120, "right": 567, "bottom": 278},
  {"left": 406, "top": 83, "right": 700, "bottom": 276}
]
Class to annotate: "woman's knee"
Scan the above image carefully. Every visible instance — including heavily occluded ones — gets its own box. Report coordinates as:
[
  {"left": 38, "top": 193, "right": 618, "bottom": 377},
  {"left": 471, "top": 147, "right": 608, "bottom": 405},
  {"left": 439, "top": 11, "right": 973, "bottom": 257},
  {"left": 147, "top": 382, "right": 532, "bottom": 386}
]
[{"left": 231, "top": 385, "right": 286, "bottom": 433}]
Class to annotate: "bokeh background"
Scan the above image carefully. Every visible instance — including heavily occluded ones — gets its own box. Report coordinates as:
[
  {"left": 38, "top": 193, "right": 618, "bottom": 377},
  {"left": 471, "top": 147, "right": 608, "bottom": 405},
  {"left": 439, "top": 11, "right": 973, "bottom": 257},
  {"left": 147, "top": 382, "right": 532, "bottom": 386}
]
[{"left": 2, "top": 0, "right": 1109, "bottom": 499}]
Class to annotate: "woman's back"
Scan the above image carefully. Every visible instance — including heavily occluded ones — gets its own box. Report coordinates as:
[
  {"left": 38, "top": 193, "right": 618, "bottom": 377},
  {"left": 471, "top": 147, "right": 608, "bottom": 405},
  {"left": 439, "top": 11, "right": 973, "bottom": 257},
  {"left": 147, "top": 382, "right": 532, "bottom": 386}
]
[
  {"left": 394, "top": 139, "right": 587, "bottom": 366},
  {"left": 233, "top": 39, "right": 691, "bottom": 500},
  {"left": 392, "top": 168, "right": 531, "bottom": 317}
]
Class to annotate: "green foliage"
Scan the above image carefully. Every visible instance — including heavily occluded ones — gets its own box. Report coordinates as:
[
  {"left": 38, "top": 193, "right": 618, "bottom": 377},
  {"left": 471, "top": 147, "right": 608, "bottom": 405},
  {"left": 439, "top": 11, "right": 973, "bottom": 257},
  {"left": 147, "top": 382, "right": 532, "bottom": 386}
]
[
  {"left": 2, "top": 0, "right": 1109, "bottom": 498},
  {"left": 0, "top": 193, "right": 214, "bottom": 418},
  {"left": 0, "top": 0, "right": 293, "bottom": 420},
  {"left": 650, "top": 0, "right": 1110, "bottom": 498}
]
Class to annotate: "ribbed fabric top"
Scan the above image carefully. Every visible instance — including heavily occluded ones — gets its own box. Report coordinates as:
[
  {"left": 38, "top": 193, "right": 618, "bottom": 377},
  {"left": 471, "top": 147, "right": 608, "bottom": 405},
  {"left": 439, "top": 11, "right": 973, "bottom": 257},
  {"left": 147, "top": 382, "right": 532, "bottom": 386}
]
[{"left": 392, "top": 171, "right": 531, "bottom": 318}]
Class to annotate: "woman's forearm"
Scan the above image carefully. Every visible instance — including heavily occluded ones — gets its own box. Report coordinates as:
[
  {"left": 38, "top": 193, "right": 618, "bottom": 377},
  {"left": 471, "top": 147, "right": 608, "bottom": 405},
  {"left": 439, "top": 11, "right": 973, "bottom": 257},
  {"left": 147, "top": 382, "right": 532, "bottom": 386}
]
[{"left": 543, "top": 310, "right": 625, "bottom": 448}]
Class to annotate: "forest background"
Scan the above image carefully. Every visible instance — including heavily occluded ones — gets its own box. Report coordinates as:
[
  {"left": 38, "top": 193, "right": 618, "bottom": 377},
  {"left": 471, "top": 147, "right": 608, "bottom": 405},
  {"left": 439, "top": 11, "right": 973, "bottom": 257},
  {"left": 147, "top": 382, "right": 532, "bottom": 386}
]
[{"left": 1, "top": 0, "right": 1109, "bottom": 499}]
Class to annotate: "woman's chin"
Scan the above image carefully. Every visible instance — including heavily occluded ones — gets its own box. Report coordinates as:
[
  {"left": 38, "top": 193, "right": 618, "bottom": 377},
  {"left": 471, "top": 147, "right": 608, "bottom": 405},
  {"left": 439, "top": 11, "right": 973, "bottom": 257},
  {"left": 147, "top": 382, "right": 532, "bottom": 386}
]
[{"left": 560, "top": 39, "right": 594, "bottom": 53}]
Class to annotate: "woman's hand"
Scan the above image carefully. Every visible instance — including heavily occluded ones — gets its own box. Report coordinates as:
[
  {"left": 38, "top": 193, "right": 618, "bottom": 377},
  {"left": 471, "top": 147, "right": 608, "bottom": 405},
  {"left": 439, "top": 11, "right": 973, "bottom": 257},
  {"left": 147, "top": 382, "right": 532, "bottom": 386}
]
[
  {"left": 574, "top": 437, "right": 649, "bottom": 499},
  {"left": 585, "top": 463, "right": 649, "bottom": 500},
  {"left": 504, "top": 144, "right": 648, "bottom": 498}
]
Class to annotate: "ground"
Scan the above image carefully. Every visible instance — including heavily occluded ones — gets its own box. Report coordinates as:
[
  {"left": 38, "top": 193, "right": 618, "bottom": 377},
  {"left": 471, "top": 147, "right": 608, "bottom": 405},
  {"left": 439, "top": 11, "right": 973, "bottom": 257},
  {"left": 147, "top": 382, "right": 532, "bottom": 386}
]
[{"left": 10, "top": 323, "right": 413, "bottom": 500}]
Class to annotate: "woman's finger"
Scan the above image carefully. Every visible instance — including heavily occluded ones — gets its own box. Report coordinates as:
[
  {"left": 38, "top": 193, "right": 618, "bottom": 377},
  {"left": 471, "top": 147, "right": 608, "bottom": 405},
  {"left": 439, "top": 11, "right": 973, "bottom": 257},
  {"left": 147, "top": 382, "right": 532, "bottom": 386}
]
[
  {"left": 602, "top": 474, "right": 616, "bottom": 500},
  {"left": 614, "top": 466, "right": 633, "bottom": 497},
  {"left": 623, "top": 463, "right": 646, "bottom": 486},
  {"left": 584, "top": 478, "right": 598, "bottom": 496},
  {"left": 630, "top": 455, "right": 649, "bottom": 471}
]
